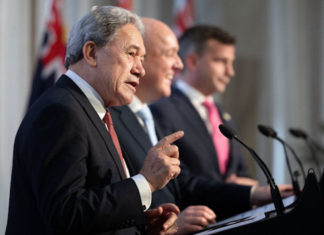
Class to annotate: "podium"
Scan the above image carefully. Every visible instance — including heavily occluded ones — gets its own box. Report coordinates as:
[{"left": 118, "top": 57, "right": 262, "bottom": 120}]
[{"left": 193, "top": 170, "right": 322, "bottom": 235}]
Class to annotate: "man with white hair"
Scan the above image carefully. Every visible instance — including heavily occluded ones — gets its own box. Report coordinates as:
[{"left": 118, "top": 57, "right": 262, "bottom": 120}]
[{"left": 6, "top": 6, "right": 181, "bottom": 235}]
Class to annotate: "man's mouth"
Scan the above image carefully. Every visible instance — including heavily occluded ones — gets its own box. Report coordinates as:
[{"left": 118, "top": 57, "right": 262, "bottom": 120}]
[
  {"left": 166, "top": 74, "right": 173, "bottom": 80},
  {"left": 126, "top": 80, "right": 139, "bottom": 87},
  {"left": 219, "top": 77, "right": 230, "bottom": 85}
]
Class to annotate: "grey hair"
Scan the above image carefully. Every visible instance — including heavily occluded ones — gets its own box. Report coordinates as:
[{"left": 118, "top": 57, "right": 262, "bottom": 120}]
[{"left": 64, "top": 6, "right": 144, "bottom": 69}]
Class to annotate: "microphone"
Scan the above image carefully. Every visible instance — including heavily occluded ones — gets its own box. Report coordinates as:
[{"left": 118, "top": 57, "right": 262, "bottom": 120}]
[
  {"left": 219, "top": 124, "right": 285, "bottom": 215},
  {"left": 258, "top": 125, "right": 306, "bottom": 180},
  {"left": 289, "top": 128, "right": 322, "bottom": 176},
  {"left": 290, "top": 128, "right": 324, "bottom": 155},
  {"left": 258, "top": 125, "right": 302, "bottom": 197}
]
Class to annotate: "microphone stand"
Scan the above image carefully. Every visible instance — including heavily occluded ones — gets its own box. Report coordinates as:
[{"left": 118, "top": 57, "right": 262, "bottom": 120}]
[
  {"left": 289, "top": 128, "right": 322, "bottom": 177},
  {"left": 258, "top": 125, "right": 302, "bottom": 197},
  {"left": 273, "top": 137, "right": 301, "bottom": 197},
  {"left": 282, "top": 143, "right": 306, "bottom": 182},
  {"left": 219, "top": 124, "right": 285, "bottom": 216}
]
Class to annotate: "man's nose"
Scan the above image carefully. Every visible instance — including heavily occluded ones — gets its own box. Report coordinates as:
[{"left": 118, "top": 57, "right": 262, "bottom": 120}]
[
  {"left": 174, "top": 54, "right": 184, "bottom": 71},
  {"left": 226, "top": 62, "right": 235, "bottom": 77},
  {"left": 132, "top": 58, "right": 146, "bottom": 78}
]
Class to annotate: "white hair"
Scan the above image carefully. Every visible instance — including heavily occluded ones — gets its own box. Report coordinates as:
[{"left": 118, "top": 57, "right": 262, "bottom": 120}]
[{"left": 64, "top": 6, "right": 144, "bottom": 68}]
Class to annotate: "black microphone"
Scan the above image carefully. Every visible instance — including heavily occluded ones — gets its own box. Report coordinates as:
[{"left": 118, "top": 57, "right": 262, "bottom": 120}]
[
  {"left": 258, "top": 125, "right": 302, "bottom": 197},
  {"left": 290, "top": 128, "right": 324, "bottom": 155},
  {"left": 289, "top": 128, "right": 322, "bottom": 176},
  {"left": 219, "top": 124, "right": 285, "bottom": 216},
  {"left": 258, "top": 125, "right": 306, "bottom": 182}
]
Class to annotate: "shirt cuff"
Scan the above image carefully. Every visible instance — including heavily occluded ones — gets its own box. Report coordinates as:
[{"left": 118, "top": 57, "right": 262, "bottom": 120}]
[{"left": 131, "top": 174, "right": 152, "bottom": 211}]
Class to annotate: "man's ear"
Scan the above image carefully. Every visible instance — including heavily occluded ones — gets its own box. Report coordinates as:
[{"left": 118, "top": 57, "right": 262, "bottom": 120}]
[
  {"left": 82, "top": 41, "right": 98, "bottom": 67},
  {"left": 185, "top": 53, "right": 199, "bottom": 71}
]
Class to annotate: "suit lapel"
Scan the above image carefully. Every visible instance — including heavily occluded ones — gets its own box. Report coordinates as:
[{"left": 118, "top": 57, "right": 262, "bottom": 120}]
[
  {"left": 111, "top": 106, "right": 183, "bottom": 207},
  {"left": 111, "top": 106, "right": 152, "bottom": 153},
  {"left": 171, "top": 87, "right": 217, "bottom": 156},
  {"left": 154, "top": 119, "right": 165, "bottom": 141},
  {"left": 56, "top": 75, "right": 127, "bottom": 180}
]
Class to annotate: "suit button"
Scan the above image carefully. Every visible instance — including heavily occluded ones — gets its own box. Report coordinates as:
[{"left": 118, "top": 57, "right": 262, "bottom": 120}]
[{"left": 135, "top": 231, "right": 141, "bottom": 235}]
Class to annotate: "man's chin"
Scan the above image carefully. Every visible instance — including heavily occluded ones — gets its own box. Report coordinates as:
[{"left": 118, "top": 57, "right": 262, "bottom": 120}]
[
  {"left": 164, "top": 89, "right": 172, "bottom": 98},
  {"left": 159, "top": 89, "right": 171, "bottom": 100},
  {"left": 215, "top": 85, "right": 227, "bottom": 94},
  {"left": 110, "top": 96, "right": 133, "bottom": 107}
]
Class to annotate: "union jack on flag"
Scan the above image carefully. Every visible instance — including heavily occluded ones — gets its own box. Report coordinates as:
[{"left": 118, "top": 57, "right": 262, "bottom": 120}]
[{"left": 28, "top": 0, "right": 66, "bottom": 108}]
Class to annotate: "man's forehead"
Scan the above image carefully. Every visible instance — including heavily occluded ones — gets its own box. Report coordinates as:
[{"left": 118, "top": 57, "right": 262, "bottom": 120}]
[
  {"left": 202, "top": 40, "right": 235, "bottom": 55},
  {"left": 154, "top": 33, "right": 179, "bottom": 52},
  {"left": 206, "top": 39, "right": 235, "bottom": 50},
  {"left": 116, "top": 24, "right": 141, "bottom": 38},
  {"left": 113, "top": 24, "right": 145, "bottom": 52}
]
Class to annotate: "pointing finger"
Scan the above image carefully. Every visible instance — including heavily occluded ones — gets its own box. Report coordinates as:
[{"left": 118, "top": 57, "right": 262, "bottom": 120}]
[{"left": 155, "top": 131, "right": 184, "bottom": 150}]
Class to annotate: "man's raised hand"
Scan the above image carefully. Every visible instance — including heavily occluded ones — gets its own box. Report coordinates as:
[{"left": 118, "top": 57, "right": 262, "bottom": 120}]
[{"left": 140, "top": 131, "right": 184, "bottom": 192}]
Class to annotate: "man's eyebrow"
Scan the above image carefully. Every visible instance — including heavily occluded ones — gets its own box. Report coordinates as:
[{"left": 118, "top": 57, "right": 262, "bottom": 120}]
[{"left": 127, "top": 45, "right": 140, "bottom": 50}]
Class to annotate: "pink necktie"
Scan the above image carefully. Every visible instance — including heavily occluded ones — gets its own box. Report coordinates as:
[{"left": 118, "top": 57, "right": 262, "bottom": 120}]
[
  {"left": 103, "top": 111, "right": 127, "bottom": 175},
  {"left": 202, "top": 99, "right": 229, "bottom": 175}
]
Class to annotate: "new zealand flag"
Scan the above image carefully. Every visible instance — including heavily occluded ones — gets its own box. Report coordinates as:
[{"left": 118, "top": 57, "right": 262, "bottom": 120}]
[{"left": 28, "top": 0, "right": 66, "bottom": 108}]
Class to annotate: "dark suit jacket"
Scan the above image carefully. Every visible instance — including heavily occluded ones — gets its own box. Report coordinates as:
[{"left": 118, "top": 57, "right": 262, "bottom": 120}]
[
  {"left": 150, "top": 86, "right": 249, "bottom": 182},
  {"left": 110, "top": 105, "right": 252, "bottom": 220},
  {"left": 6, "top": 75, "right": 145, "bottom": 235}
]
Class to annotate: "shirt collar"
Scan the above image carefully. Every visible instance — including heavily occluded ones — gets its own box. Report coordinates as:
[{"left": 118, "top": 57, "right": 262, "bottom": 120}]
[
  {"left": 65, "top": 69, "right": 106, "bottom": 120},
  {"left": 175, "top": 79, "right": 214, "bottom": 105},
  {"left": 128, "top": 95, "right": 148, "bottom": 113}
]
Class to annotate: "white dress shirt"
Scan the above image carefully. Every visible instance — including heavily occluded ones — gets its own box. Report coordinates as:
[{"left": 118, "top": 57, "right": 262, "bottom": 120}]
[
  {"left": 128, "top": 95, "right": 147, "bottom": 130},
  {"left": 65, "top": 70, "right": 151, "bottom": 211}
]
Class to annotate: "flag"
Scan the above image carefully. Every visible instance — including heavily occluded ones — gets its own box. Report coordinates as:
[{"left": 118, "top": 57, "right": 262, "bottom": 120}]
[
  {"left": 28, "top": 0, "right": 66, "bottom": 108},
  {"left": 115, "top": 0, "right": 133, "bottom": 10},
  {"left": 173, "top": 0, "right": 195, "bottom": 38}
]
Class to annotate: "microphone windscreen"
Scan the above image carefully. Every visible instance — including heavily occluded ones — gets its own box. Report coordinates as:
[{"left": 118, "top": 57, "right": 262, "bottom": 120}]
[
  {"left": 258, "top": 125, "right": 272, "bottom": 137},
  {"left": 297, "top": 129, "right": 308, "bottom": 138},
  {"left": 289, "top": 128, "right": 307, "bottom": 138},
  {"left": 219, "top": 124, "right": 236, "bottom": 139},
  {"left": 258, "top": 125, "right": 278, "bottom": 137}
]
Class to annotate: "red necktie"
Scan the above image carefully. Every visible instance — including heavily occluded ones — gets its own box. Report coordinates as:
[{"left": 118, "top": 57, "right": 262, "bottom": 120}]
[
  {"left": 202, "top": 99, "right": 229, "bottom": 175},
  {"left": 103, "top": 111, "right": 127, "bottom": 175}
]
